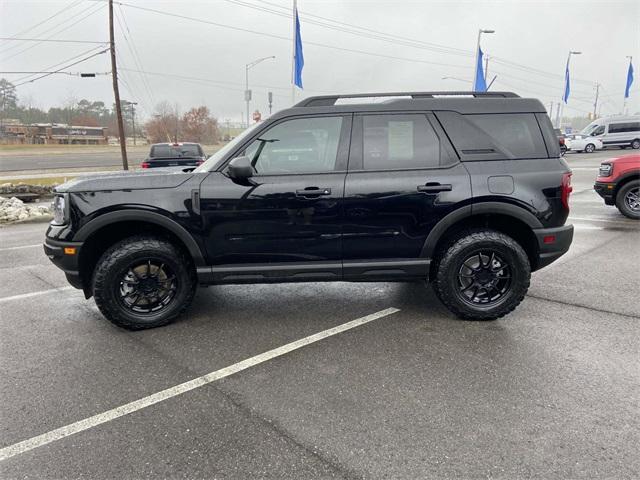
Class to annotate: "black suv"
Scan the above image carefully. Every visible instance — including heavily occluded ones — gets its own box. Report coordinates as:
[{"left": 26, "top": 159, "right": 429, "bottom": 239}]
[{"left": 44, "top": 92, "right": 574, "bottom": 330}]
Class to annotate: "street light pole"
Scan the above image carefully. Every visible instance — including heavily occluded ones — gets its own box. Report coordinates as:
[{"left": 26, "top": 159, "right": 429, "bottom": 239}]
[
  {"left": 472, "top": 29, "right": 494, "bottom": 90},
  {"left": 556, "top": 50, "right": 581, "bottom": 128},
  {"left": 245, "top": 55, "right": 275, "bottom": 128}
]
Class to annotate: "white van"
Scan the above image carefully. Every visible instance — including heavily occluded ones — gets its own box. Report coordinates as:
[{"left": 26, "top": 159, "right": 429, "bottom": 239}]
[{"left": 580, "top": 115, "right": 640, "bottom": 150}]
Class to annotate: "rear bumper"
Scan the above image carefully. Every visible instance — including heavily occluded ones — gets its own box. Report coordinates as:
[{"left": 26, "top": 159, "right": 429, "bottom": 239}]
[
  {"left": 532, "top": 224, "right": 574, "bottom": 271},
  {"left": 43, "top": 237, "right": 84, "bottom": 289},
  {"left": 594, "top": 181, "right": 616, "bottom": 205}
]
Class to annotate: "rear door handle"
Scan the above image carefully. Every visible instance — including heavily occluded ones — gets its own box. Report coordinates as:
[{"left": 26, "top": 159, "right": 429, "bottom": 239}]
[
  {"left": 417, "top": 183, "right": 452, "bottom": 193},
  {"left": 296, "top": 187, "right": 331, "bottom": 197}
]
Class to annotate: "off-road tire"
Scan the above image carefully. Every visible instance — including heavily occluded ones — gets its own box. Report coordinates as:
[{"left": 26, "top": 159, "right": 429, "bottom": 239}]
[
  {"left": 93, "top": 236, "right": 197, "bottom": 330},
  {"left": 615, "top": 179, "right": 640, "bottom": 219},
  {"left": 432, "top": 230, "right": 531, "bottom": 320}
]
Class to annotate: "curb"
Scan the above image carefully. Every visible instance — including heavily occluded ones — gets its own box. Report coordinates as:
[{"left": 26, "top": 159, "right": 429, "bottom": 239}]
[{"left": 0, "top": 214, "right": 53, "bottom": 226}]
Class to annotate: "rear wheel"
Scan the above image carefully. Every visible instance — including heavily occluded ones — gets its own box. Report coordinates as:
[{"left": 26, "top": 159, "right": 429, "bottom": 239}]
[
  {"left": 632, "top": 139, "right": 640, "bottom": 149},
  {"left": 93, "top": 236, "right": 197, "bottom": 330},
  {"left": 432, "top": 230, "right": 530, "bottom": 320},
  {"left": 584, "top": 143, "right": 596, "bottom": 153},
  {"left": 615, "top": 180, "right": 640, "bottom": 219}
]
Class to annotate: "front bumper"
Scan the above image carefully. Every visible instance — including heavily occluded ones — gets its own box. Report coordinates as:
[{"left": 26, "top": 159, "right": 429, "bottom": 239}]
[
  {"left": 594, "top": 181, "right": 616, "bottom": 205},
  {"left": 43, "top": 237, "right": 84, "bottom": 289},
  {"left": 532, "top": 224, "right": 574, "bottom": 270}
]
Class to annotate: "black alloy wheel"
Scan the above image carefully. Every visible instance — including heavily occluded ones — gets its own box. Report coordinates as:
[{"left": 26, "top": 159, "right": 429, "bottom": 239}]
[
  {"left": 117, "top": 259, "right": 177, "bottom": 314},
  {"left": 456, "top": 250, "right": 512, "bottom": 307}
]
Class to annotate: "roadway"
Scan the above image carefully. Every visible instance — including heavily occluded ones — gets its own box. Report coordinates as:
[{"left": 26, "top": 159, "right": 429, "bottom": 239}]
[{"left": 0, "top": 151, "right": 638, "bottom": 479}]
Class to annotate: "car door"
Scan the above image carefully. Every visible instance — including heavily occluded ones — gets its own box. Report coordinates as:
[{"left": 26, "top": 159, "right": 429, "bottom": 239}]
[
  {"left": 342, "top": 112, "right": 471, "bottom": 280},
  {"left": 199, "top": 114, "right": 351, "bottom": 282}
]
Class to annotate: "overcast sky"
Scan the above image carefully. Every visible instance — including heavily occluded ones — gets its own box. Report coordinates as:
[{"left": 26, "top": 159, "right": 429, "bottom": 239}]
[{"left": 1, "top": 0, "right": 639, "bottom": 122}]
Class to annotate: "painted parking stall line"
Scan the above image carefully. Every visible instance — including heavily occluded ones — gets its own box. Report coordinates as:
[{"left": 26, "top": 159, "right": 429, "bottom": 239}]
[
  {"left": 0, "top": 307, "right": 400, "bottom": 462},
  {"left": 0, "top": 244, "right": 41, "bottom": 252},
  {"left": 0, "top": 286, "right": 74, "bottom": 304}
]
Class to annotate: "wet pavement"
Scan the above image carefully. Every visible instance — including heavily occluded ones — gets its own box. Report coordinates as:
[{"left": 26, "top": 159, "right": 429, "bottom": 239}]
[{"left": 1, "top": 150, "right": 638, "bottom": 479}]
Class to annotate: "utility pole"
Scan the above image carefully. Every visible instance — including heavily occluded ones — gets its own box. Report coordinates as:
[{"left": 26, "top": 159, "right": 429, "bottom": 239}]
[
  {"left": 109, "top": 0, "right": 128, "bottom": 170},
  {"left": 593, "top": 83, "right": 600, "bottom": 120},
  {"left": 484, "top": 54, "right": 490, "bottom": 83}
]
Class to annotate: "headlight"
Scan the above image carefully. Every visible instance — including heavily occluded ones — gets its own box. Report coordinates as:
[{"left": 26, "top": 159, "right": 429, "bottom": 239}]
[
  {"left": 52, "top": 194, "right": 67, "bottom": 224},
  {"left": 598, "top": 163, "right": 612, "bottom": 177}
]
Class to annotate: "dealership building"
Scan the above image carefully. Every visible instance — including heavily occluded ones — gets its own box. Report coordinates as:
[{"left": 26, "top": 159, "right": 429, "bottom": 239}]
[{"left": 0, "top": 122, "right": 108, "bottom": 145}]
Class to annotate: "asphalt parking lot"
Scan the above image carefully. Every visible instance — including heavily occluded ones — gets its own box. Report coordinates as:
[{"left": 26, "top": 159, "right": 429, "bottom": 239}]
[{"left": 1, "top": 150, "right": 639, "bottom": 479}]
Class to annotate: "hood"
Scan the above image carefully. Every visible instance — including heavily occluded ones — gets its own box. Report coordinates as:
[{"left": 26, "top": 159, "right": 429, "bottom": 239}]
[
  {"left": 54, "top": 168, "right": 194, "bottom": 193},
  {"left": 608, "top": 154, "right": 640, "bottom": 165}
]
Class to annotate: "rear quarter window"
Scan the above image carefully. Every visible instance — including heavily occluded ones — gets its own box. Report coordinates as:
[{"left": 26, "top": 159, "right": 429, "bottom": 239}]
[
  {"left": 435, "top": 111, "right": 549, "bottom": 160},
  {"left": 465, "top": 114, "right": 548, "bottom": 159}
]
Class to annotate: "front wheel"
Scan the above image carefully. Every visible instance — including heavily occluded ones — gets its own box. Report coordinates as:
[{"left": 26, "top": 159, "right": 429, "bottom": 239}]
[
  {"left": 584, "top": 143, "right": 596, "bottom": 153},
  {"left": 432, "top": 230, "right": 531, "bottom": 320},
  {"left": 615, "top": 180, "right": 640, "bottom": 219},
  {"left": 93, "top": 236, "right": 197, "bottom": 330}
]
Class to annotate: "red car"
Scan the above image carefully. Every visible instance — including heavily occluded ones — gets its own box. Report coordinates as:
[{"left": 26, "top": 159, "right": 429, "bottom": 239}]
[{"left": 594, "top": 154, "right": 640, "bottom": 219}]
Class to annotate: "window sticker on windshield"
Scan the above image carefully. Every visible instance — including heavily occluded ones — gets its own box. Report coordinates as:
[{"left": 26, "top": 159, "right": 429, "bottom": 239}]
[{"left": 388, "top": 121, "right": 414, "bottom": 161}]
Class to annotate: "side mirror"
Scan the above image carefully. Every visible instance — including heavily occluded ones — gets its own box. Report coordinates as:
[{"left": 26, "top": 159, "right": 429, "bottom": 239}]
[{"left": 228, "top": 156, "right": 253, "bottom": 179}]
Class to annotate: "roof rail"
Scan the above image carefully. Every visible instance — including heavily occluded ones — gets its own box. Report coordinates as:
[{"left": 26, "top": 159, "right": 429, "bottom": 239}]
[{"left": 295, "top": 91, "right": 519, "bottom": 107}]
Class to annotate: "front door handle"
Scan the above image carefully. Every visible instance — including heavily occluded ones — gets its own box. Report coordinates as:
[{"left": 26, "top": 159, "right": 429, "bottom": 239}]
[
  {"left": 417, "top": 183, "right": 452, "bottom": 193},
  {"left": 296, "top": 187, "right": 331, "bottom": 197}
]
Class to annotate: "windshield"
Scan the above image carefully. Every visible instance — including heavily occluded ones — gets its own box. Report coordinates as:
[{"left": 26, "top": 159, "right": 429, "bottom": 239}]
[
  {"left": 580, "top": 123, "right": 600, "bottom": 136},
  {"left": 151, "top": 144, "right": 203, "bottom": 158},
  {"left": 194, "top": 123, "right": 263, "bottom": 172}
]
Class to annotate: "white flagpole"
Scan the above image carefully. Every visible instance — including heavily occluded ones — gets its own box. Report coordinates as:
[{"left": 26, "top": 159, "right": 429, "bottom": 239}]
[{"left": 291, "top": 0, "right": 297, "bottom": 105}]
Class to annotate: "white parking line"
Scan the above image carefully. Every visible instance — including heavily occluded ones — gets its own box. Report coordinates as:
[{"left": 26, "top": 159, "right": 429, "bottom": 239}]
[
  {"left": 569, "top": 216, "right": 635, "bottom": 225},
  {"left": 0, "top": 287, "right": 74, "bottom": 304},
  {"left": 0, "top": 244, "right": 41, "bottom": 252},
  {"left": 0, "top": 307, "right": 400, "bottom": 461}
]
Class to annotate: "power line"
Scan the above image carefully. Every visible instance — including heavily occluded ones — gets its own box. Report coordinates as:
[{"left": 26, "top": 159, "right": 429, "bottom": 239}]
[
  {"left": 12, "top": 45, "right": 108, "bottom": 84},
  {"left": 0, "top": 2, "right": 106, "bottom": 62},
  {"left": 0, "top": 37, "right": 107, "bottom": 44},
  {"left": 0, "top": 0, "right": 85, "bottom": 44},
  {"left": 116, "top": 2, "right": 472, "bottom": 71},
  {"left": 14, "top": 48, "right": 109, "bottom": 87}
]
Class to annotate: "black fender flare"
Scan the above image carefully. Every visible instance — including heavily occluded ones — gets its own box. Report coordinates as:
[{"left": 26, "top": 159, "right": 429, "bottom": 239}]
[
  {"left": 73, "top": 210, "right": 206, "bottom": 266},
  {"left": 613, "top": 170, "right": 640, "bottom": 195},
  {"left": 420, "top": 202, "right": 543, "bottom": 259}
]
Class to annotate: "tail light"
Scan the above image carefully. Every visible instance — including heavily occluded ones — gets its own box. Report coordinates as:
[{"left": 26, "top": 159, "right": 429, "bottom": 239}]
[
  {"left": 561, "top": 172, "right": 572, "bottom": 210},
  {"left": 141, "top": 162, "right": 150, "bottom": 169}
]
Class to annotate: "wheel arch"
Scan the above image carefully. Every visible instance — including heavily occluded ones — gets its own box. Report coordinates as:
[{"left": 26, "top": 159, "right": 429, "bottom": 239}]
[
  {"left": 74, "top": 210, "right": 206, "bottom": 298},
  {"left": 421, "top": 202, "right": 542, "bottom": 273},
  {"left": 613, "top": 171, "right": 640, "bottom": 198}
]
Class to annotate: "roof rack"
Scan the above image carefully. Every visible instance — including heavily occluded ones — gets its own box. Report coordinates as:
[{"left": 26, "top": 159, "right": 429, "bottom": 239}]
[{"left": 295, "top": 91, "right": 519, "bottom": 107}]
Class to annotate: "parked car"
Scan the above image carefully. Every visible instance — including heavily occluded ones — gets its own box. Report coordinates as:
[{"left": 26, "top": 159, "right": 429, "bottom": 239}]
[
  {"left": 141, "top": 143, "right": 206, "bottom": 168},
  {"left": 44, "top": 91, "right": 574, "bottom": 330},
  {"left": 594, "top": 153, "right": 640, "bottom": 219},
  {"left": 580, "top": 115, "right": 640, "bottom": 150},
  {"left": 554, "top": 128, "right": 567, "bottom": 155},
  {"left": 565, "top": 134, "right": 604, "bottom": 153}
]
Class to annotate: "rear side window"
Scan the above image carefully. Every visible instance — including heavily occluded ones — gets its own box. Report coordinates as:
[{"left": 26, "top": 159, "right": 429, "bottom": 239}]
[
  {"left": 361, "top": 114, "right": 441, "bottom": 170},
  {"left": 609, "top": 122, "right": 640, "bottom": 133},
  {"left": 465, "top": 114, "right": 547, "bottom": 159}
]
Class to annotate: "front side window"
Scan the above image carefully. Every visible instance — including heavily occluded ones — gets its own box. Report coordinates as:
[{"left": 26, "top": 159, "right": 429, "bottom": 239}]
[
  {"left": 362, "top": 114, "right": 441, "bottom": 170},
  {"left": 243, "top": 116, "right": 343, "bottom": 175}
]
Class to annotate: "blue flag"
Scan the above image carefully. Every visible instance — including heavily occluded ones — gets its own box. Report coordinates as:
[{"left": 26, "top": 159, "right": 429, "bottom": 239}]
[
  {"left": 625, "top": 60, "right": 634, "bottom": 99},
  {"left": 294, "top": 4, "right": 304, "bottom": 89},
  {"left": 473, "top": 47, "right": 487, "bottom": 92},
  {"left": 563, "top": 60, "right": 571, "bottom": 104}
]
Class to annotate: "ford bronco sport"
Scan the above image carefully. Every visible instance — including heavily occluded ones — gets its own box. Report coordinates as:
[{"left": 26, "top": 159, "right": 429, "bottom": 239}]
[{"left": 44, "top": 92, "right": 574, "bottom": 330}]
